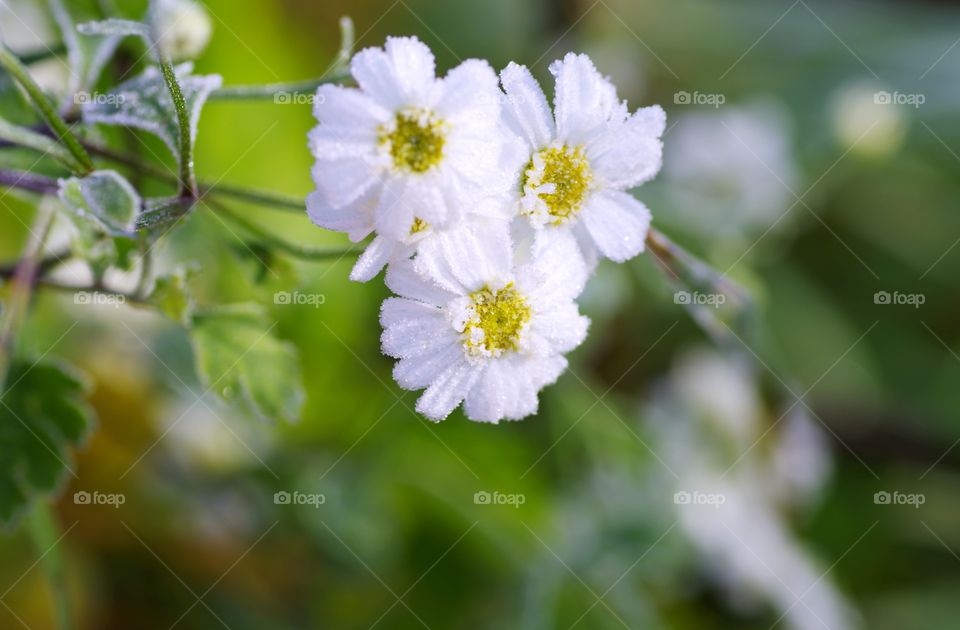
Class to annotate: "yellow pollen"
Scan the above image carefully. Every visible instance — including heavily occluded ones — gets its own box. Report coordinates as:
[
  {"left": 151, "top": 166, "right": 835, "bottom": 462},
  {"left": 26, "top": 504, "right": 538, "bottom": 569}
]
[
  {"left": 464, "top": 284, "right": 531, "bottom": 355},
  {"left": 379, "top": 108, "right": 446, "bottom": 174},
  {"left": 410, "top": 217, "right": 429, "bottom": 234},
  {"left": 524, "top": 145, "right": 592, "bottom": 224}
]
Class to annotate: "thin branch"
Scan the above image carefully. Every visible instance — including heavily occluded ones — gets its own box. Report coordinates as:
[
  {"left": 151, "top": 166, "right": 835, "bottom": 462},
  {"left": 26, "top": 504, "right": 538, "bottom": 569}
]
[
  {"left": 209, "top": 74, "right": 350, "bottom": 101},
  {"left": 0, "top": 43, "right": 93, "bottom": 174},
  {"left": 207, "top": 199, "right": 358, "bottom": 260},
  {"left": 0, "top": 169, "right": 60, "bottom": 195}
]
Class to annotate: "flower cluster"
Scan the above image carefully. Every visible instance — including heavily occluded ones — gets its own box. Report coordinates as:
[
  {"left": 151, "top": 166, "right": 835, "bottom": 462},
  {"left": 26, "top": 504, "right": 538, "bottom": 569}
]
[{"left": 308, "top": 36, "right": 665, "bottom": 423}]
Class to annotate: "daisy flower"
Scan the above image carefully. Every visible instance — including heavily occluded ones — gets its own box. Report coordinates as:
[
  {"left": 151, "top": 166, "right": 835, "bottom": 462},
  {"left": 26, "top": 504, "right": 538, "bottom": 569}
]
[
  {"left": 307, "top": 36, "right": 522, "bottom": 281},
  {"left": 500, "top": 53, "right": 665, "bottom": 265},
  {"left": 380, "top": 225, "right": 589, "bottom": 422}
]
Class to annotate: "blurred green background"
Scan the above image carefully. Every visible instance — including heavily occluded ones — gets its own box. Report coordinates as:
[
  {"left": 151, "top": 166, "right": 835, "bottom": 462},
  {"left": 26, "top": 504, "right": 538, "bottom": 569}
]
[{"left": 2, "top": 0, "right": 960, "bottom": 628}]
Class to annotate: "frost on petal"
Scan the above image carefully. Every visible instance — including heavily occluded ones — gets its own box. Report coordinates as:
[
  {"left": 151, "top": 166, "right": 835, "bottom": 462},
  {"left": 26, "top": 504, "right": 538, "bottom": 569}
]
[
  {"left": 393, "top": 344, "right": 463, "bottom": 391},
  {"left": 306, "top": 190, "right": 373, "bottom": 242},
  {"left": 500, "top": 62, "right": 555, "bottom": 148},
  {"left": 384, "top": 36, "right": 437, "bottom": 103},
  {"left": 386, "top": 259, "right": 456, "bottom": 306},
  {"left": 549, "top": 53, "right": 619, "bottom": 144},
  {"left": 351, "top": 37, "right": 436, "bottom": 109},
  {"left": 517, "top": 229, "right": 589, "bottom": 308},
  {"left": 528, "top": 303, "right": 590, "bottom": 354},
  {"left": 435, "top": 59, "right": 500, "bottom": 121},
  {"left": 309, "top": 85, "right": 385, "bottom": 155},
  {"left": 373, "top": 178, "right": 419, "bottom": 241},
  {"left": 311, "top": 158, "right": 378, "bottom": 209},
  {"left": 415, "top": 361, "right": 481, "bottom": 421},
  {"left": 414, "top": 220, "right": 513, "bottom": 294},
  {"left": 380, "top": 298, "right": 452, "bottom": 359},
  {"left": 588, "top": 105, "right": 666, "bottom": 190},
  {"left": 350, "top": 235, "right": 405, "bottom": 282},
  {"left": 581, "top": 191, "right": 651, "bottom": 263}
]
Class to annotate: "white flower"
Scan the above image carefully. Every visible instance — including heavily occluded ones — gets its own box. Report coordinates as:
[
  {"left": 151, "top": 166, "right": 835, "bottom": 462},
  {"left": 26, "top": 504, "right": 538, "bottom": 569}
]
[
  {"left": 307, "top": 36, "right": 522, "bottom": 282},
  {"left": 380, "top": 225, "right": 589, "bottom": 422},
  {"left": 500, "top": 53, "right": 665, "bottom": 265},
  {"left": 152, "top": 0, "right": 213, "bottom": 62}
]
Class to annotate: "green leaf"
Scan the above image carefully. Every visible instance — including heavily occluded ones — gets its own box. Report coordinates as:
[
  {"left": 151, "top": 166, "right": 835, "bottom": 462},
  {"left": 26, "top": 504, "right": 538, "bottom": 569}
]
[
  {"left": 190, "top": 304, "right": 303, "bottom": 422},
  {"left": 49, "top": 0, "right": 124, "bottom": 101},
  {"left": 58, "top": 169, "right": 140, "bottom": 237},
  {"left": 58, "top": 170, "right": 140, "bottom": 276},
  {"left": 80, "top": 62, "right": 222, "bottom": 167},
  {"left": 0, "top": 360, "right": 94, "bottom": 527},
  {"left": 149, "top": 263, "right": 198, "bottom": 325},
  {"left": 135, "top": 195, "right": 196, "bottom": 232}
]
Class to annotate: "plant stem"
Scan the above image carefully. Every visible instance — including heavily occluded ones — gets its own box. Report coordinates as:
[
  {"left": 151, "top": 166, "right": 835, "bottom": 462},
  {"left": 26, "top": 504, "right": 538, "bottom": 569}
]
[
  {"left": 209, "top": 74, "right": 350, "bottom": 101},
  {"left": 0, "top": 118, "right": 78, "bottom": 170},
  {"left": 26, "top": 503, "right": 71, "bottom": 630},
  {"left": 0, "top": 44, "right": 93, "bottom": 175},
  {"left": 209, "top": 16, "right": 355, "bottom": 101},
  {"left": 208, "top": 200, "right": 358, "bottom": 260},
  {"left": 15, "top": 44, "right": 67, "bottom": 66},
  {"left": 0, "top": 169, "right": 60, "bottom": 195},
  {"left": 0, "top": 203, "right": 57, "bottom": 387},
  {"left": 157, "top": 59, "right": 196, "bottom": 196}
]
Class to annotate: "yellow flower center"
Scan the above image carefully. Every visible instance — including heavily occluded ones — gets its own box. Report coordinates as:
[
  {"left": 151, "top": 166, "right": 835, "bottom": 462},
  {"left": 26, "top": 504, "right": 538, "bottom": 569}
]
[
  {"left": 524, "top": 145, "right": 592, "bottom": 224},
  {"left": 464, "top": 284, "right": 531, "bottom": 356},
  {"left": 410, "top": 217, "right": 429, "bottom": 235},
  {"left": 379, "top": 108, "right": 446, "bottom": 174}
]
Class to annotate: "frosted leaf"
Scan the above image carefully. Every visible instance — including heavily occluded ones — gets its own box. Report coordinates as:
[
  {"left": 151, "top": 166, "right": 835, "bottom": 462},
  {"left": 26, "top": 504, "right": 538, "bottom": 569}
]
[
  {"left": 49, "top": 0, "right": 124, "bottom": 101},
  {"left": 58, "top": 170, "right": 140, "bottom": 237},
  {"left": 81, "top": 62, "right": 222, "bottom": 166}
]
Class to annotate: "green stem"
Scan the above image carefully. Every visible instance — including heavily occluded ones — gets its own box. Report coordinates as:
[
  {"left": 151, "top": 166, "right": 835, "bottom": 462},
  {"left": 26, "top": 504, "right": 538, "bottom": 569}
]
[
  {"left": 15, "top": 44, "right": 67, "bottom": 66},
  {"left": 26, "top": 503, "right": 71, "bottom": 630},
  {"left": 0, "top": 203, "right": 57, "bottom": 387},
  {"left": 0, "top": 44, "right": 93, "bottom": 175},
  {"left": 157, "top": 59, "right": 196, "bottom": 196},
  {"left": 209, "top": 201, "right": 358, "bottom": 260},
  {"left": 209, "top": 74, "right": 350, "bottom": 101},
  {"left": 0, "top": 118, "right": 78, "bottom": 171},
  {"left": 210, "top": 16, "right": 354, "bottom": 101}
]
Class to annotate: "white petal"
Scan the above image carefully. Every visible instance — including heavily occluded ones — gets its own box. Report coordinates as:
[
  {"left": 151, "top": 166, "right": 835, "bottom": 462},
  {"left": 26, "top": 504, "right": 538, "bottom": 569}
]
[
  {"left": 311, "top": 85, "right": 386, "bottom": 149},
  {"left": 529, "top": 303, "right": 589, "bottom": 354},
  {"left": 394, "top": 343, "right": 463, "bottom": 390},
  {"left": 414, "top": 220, "right": 513, "bottom": 294},
  {"left": 435, "top": 59, "right": 499, "bottom": 121},
  {"left": 374, "top": 178, "right": 417, "bottom": 241},
  {"left": 311, "top": 158, "right": 378, "bottom": 209},
  {"left": 549, "top": 53, "right": 619, "bottom": 144},
  {"left": 380, "top": 304, "right": 453, "bottom": 359},
  {"left": 350, "top": 235, "right": 404, "bottom": 282},
  {"left": 462, "top": 363, "right": 504, "bottom": 422},
  {"left": 306, "top": 190, "right": 374, "bottom": 242},
  {"left": 516, "top": 229, "right": 588, "bottom": 308},
  {"left": 581, "top": 191, "right": 651, "bottom": 262},
  {"left": 350, "top": 36, "right": 436, "bottom": 108},
  {"left": 415, "top": 361, "right": 481, "bottom": 421},
  {"left": 385, "top": 36, "right": 437, "bottom": 103},
  {"left": 588, "top": 105, "right": 665, "bottom": 189},
  {"left": 500, "top": 62, "right": 555, "bottom": 148},
  {"left": 386, "top": 259, "right": 456, "bottom": 306}
]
